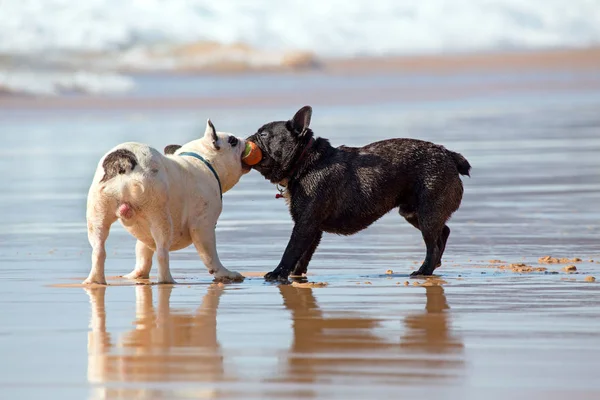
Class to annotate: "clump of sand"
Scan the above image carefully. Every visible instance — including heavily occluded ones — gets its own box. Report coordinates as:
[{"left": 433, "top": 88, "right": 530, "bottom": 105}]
[
  {"left": 538, "top": 256, "right": 583, "bottom": 264},
  {"left": 563, "top": 265, "right": 577, "bottom": 272},
  {"left": 385, "top": 269, "right": 394, "bottom": 274},
  {"left": 495, "top": 263, "right": 547, "bottom": 273},
  {"left": 489, "top": 259, "right": 506, "bottom": 264},
  {"left": 291, "top": 281, "right": 328, "bottom": 288}
]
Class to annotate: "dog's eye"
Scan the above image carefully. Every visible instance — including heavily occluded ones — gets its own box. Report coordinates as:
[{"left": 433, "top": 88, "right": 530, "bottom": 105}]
[{"left": 228, "top": 136, "right": 238, "bottom": 147}]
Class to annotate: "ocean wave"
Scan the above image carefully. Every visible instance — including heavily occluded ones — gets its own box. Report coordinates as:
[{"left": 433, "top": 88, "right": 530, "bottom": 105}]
[
  {"left": 1, "top": 0, "right": 599, "bottom": 95},
  {"left": 1, "top": 0, "right": 599, "bottom": 57},
  {"left": 0, "top": 70, "right": 134, "bottom": 96}
]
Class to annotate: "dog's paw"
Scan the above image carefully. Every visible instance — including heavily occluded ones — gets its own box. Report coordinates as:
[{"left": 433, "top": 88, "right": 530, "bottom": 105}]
[
  {"left": 410, "top": 269, "right": 434, "bottom": 278},
  {"left": 122, "top": 271, "right": 150, "bottom": 280},
  {"left": 213, "top": 269, "right": 244, "bottom": 283},
  {"left": 264, "top": 270, "right": 290, "bottom": 283}
]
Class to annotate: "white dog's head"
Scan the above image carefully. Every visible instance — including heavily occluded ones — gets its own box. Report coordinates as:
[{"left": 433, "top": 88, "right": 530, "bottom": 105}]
[{"left": 165, "top": 119, "right": 250, "bottom": 193}]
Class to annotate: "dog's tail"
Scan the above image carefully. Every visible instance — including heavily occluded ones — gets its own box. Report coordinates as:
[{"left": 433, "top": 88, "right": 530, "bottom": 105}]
[{"left": 449, "top": 151, "right": 471, "bottom": 177}]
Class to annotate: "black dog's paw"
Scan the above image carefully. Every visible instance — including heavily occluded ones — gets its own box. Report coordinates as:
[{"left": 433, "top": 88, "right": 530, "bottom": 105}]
[
  {"left": 410, "top": 268, "right": 434, "bottom": 277},
  {"left": 264, "top": 269, "right": 290, "bottom": 283}
]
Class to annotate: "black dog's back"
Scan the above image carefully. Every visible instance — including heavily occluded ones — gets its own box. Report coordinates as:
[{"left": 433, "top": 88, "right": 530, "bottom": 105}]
[{"left": 316, "top": 138, "right": 468, "bottom": 236}]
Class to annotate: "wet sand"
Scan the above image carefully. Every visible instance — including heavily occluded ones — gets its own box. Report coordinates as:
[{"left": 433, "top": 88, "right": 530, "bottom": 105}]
[{"left": 1, "top": 49, "right": 600, "bottom": 399}]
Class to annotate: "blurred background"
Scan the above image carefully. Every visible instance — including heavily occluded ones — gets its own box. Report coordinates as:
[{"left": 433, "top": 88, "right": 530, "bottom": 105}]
[
  {"left": 1, "top": 0, "right": 600, "bottom": 95},
  {"left": 1, "top": 0, "right": 599, "bottom": 255}
]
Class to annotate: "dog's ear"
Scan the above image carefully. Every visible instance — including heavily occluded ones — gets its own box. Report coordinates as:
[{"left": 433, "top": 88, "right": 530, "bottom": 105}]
[
  {"left": 164, "top": 144, "right": 182, "bottom": 155},
  {"left": 204, "top": 119, "right": 220, "bottom": 150},
  {"left": 291, "top": 105, "right": 312, "bottom": 136}
]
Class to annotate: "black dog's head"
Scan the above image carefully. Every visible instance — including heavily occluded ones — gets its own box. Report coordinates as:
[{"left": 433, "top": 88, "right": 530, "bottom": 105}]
[{"left": 247, "top": 105, "right": 314, "bottom": 183}]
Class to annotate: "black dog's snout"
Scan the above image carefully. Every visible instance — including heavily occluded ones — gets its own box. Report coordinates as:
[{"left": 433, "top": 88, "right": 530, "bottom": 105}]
[{"left": 228, "top": 136, "right": 239, "bottom": 147}]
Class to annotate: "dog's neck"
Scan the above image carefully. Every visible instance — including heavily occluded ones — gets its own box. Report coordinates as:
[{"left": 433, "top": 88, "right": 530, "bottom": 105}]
[
  {"left": 205, "top": 157, "right": 242, "bottom": 194},
  {"left": 179, "top": 141, "right": 241, "bottom": 194},
  {"left": 280, "top": 136, "right": 331, "bottom": 186},
  {"left": 287, "top": 137, "right": 315, "bottom": 178}
]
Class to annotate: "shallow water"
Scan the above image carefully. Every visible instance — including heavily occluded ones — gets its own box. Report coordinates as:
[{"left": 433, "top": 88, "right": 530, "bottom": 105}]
[{"left": 1, "top": 71, "right": 600, "bottom": 399}]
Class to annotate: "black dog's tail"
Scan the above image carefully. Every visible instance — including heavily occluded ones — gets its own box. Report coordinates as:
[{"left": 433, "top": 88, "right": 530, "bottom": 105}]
[{"left": 449, "top": 151, "right": 471, "bottom": 177}]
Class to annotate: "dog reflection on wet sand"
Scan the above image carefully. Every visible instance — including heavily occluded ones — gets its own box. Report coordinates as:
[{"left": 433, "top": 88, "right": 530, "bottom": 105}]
[
  {"left": 85, "top": 284, "right": 464, "bottom": 398},
  {"left": 273, "top": 285, "right": 464, "bottom": 390},
  {"left": 85, "top": 285, "right": 227, "bottom": 399}
]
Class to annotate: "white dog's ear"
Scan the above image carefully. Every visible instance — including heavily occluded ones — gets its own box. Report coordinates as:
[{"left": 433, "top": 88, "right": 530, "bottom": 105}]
[
  {"left": 291, "top": 105, "right": 312, "bottom": 136},
  {"left": 204, "top": 119, "right": 220, "bottom": 150}
]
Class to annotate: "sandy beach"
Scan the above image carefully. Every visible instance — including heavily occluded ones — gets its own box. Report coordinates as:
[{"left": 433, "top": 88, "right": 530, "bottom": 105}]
[{"left": 1, "top": 48, "right": 599, "bottom": 399}]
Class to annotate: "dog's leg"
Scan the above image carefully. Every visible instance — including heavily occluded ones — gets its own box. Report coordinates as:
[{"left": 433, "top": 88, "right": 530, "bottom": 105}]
[
  {"left": 190, "top": 224, "right": 244, "bottom": 282},
  {"left": 150, "top": 213, "right": 175, "bottom": 284},
  {"left": 290, "top": 231, "right": 322, "bottom": 277},
  {"left": 436, "top": 225, "right": 451, "bottom": 269},
  {"left": 123, "top": 240, "right": 154, "bottom": 280},
  {"left": 411, "top": 231, "right": 441, "bottom": 277},
  {"left": 265, "top": 224, "right": 321, "bottom": 282},
  {"left": 402, "top": 212, "right": 448, "bottom": 270},
  {"left": 84, "top": 213, "right": 116, "bottom": 285},
  {"left": 401, "top": 209, "right": 437, "bottom": 272},
  {"left": 410, "top": 212, "right": 443, "bottom": 276}
]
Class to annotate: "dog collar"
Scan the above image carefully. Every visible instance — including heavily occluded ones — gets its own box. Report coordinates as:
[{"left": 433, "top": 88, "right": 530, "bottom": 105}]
[{"left": 179, "top": 152, "right": 222, "bottom": 199}]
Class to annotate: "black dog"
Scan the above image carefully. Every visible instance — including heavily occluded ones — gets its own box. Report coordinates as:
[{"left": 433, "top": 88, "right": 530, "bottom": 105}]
[{"left": 247, "top": 106, "right": 471, "bottom": 282}]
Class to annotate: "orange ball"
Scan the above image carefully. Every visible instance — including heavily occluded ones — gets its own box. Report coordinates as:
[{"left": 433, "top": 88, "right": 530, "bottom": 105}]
[{"left": 242, "top": 141, "right": 262, "bottom": 166}]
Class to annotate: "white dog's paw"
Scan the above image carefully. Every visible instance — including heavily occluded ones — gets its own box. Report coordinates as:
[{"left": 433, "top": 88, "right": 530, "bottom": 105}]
[
  {"left": 157, "top": 276, "right": 176, "bottom": 284},
  {"left": 82, "top": 277, "right": 107, "bottom": 285},
  {"left": 213, "top": 269, "right": 244, "bottom": 283},
  {"left": 122, "top": 270, "right": 150, "bottom": 280}
]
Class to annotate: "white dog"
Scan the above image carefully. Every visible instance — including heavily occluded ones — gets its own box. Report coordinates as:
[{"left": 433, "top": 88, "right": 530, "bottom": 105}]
[{"left": 84, "top": 120, "right": 248, "bottom": 285}]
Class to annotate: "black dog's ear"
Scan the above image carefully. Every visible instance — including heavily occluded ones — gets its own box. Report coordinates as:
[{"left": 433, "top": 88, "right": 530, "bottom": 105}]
[
  {"left": 291, "top": 105, "right": 312, "bottom": 136},
  {"left": 204, "top": 119, "right": 220, "bottom": 150},
  {"left": 164, "top": 144, "right": 182, "bottom": 155}
]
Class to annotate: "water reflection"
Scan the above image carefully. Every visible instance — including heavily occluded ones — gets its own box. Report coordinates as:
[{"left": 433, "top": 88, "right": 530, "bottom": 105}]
[
  {"left": 400, "top": 286, "right": 464, "bottom": 354},
  {"left": 85, "top": 284, "right": 464, "bottom": 399},
  {"left": 273, "top": 285, "right": 464, "bottom": 394},
  {"left": 85, "top": 284, "right": 227, "bottom": 399}
]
